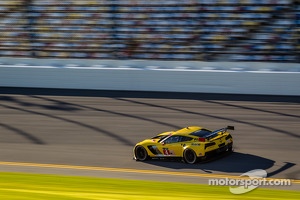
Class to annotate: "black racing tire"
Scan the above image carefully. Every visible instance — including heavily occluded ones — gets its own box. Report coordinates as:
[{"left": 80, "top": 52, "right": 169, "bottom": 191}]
[
  {"left": 134, "top": 146, "right": 149, "bottom": 161},
  {"left": 183, "top": 149, "right": 198, "bottom": 164}
]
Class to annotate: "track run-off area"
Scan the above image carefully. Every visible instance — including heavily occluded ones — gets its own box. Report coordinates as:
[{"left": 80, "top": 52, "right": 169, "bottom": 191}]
[{"left": 0, "top": 88, "right": 299, "bottom": 189}]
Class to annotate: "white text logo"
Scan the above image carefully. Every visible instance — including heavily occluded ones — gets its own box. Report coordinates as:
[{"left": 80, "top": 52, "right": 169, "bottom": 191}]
[{"left": 208, "top": 169, "right": 292, "bottom": 194}]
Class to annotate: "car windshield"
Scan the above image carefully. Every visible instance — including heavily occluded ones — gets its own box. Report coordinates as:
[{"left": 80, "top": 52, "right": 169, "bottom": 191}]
[{"left": 152, "top": 135, "right": 169, "bottom": 142}]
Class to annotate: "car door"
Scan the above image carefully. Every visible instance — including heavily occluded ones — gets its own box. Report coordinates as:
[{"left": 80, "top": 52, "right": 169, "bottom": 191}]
[{"left": 157, "top": 135, "right": 183, "bottom": 156}]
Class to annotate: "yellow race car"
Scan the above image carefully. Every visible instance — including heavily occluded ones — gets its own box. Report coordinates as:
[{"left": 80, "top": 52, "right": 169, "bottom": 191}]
[{"left": 133, "top": 126, "right": 234, "bottom": 164}]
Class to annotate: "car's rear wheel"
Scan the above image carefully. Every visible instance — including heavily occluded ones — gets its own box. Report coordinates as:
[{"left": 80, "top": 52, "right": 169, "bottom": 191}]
[
  {"left": 228, "top": 142, "right": 234, "bottom": 152},
  {"left": 134, "top": 146, "right": 149, "bottom": 161},
  {"left": 183, "top": 149, "right": 198, "bottom": 164}
]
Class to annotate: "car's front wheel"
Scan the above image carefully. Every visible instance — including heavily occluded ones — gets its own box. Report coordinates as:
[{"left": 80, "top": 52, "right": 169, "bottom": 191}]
[
  {"left": 183, "top": 149, "right": 198, "bottom": 164},
  {"left": 134, "top": 146, "right": 149, "bottom": 161}
]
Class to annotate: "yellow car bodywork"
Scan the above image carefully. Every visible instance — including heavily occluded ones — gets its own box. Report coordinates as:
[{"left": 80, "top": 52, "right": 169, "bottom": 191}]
[{"left": 133, "top": 126, "right": 234, "bottom": 164}]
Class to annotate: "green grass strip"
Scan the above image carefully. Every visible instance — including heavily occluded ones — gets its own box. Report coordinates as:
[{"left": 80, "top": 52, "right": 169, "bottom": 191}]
[{"left": 0, "top": 172, "right": 299, "bottom": 200}]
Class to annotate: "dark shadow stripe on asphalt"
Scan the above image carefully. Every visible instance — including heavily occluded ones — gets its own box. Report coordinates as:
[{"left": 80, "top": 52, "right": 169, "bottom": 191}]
[{"left": 0, "top": 87, "right": 299, "bottom": 103}]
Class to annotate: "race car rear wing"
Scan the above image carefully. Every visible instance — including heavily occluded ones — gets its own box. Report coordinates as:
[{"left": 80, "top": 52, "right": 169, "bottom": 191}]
[{"left": 204, "top": 126, "right": 234, "bottom": 141}]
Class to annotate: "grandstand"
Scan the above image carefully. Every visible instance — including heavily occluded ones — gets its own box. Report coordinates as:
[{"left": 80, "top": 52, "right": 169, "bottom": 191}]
[{"left": 0, "top": 0, "right": 299, "bottom": 62}]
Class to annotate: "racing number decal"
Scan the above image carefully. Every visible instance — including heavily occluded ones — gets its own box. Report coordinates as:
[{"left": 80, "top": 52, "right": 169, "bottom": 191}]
[
  {"left": 163, "top": 148, "right": 169, "bottom": 155},
  {"left": 163, "top": 148, "right": 174, "bottom": 155}
]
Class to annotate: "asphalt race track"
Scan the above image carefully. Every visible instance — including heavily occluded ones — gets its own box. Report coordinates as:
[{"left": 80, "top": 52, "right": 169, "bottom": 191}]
[{"left": 0, "top": 88, "right": 299, "bottom": 187}]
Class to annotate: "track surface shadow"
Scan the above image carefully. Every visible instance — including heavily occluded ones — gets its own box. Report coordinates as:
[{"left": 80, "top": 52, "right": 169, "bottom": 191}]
[
  {"left": 142, "top": 152, "right": 276, "bottom": 175},
  {"left": 0, "top": 87, "right": 299, "bottom": 103}
]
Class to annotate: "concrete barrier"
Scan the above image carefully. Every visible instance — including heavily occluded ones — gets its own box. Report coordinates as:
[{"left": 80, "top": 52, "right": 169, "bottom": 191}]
[{"left": 0, "top": 58, "right": 299, "bottom": 96}]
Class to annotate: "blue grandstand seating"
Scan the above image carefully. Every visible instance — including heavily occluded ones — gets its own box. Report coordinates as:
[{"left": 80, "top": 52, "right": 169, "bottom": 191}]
[{"left": 0, "top": 0, "right": 298, "bottom": 62}]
